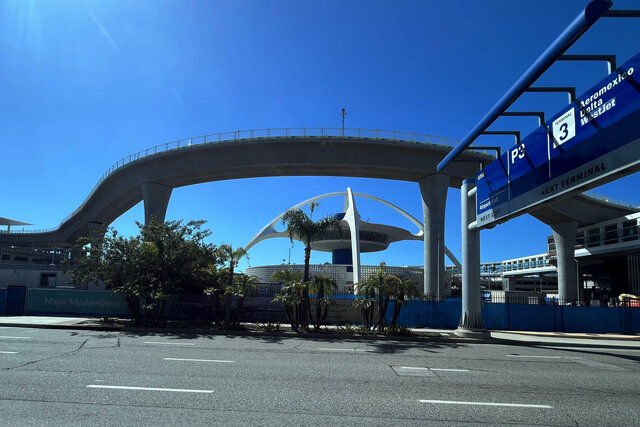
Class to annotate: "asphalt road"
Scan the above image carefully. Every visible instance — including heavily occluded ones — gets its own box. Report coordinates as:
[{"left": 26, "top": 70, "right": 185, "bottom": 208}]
[{"left": 0, "top": 327, "right": 639, "bottom": 426}]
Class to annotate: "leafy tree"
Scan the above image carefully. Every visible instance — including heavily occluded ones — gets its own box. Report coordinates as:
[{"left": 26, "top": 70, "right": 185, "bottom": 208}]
[
  {"left": 270, "top": 269, "right": 303, "bottom": 331},
  {"left": 281, "top": 208, "right": 342, "bottom": 328},
  {"left": 309, "top": 274, "right": 337, "bottom": 331},
  {"left": 67, "top": 218, "right": 218, "bottom": 325}
]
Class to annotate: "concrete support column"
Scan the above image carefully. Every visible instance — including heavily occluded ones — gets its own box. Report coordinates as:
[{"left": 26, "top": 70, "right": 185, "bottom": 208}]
[
  {"left": 551, "top": 221, "right": 579, "bottom": 304},
  {"left": 141, "top": 182, "right": 172, "bottom": 225},
  {"left": 87, "top": 221, "right": 106, "bottom": 248},
  {"left": 419, "top": 174, "right": 450, "bottom": 298},
  {"left": 456, "top": 179, "right": 489, "bottom": 338}
]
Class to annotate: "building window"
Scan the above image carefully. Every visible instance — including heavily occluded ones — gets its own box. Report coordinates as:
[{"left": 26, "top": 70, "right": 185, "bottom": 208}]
[
  {"left": 586, "top": 228, "right": 600, "bottom": 248},
  {"left": 622, "top": 220, "right": 638, "bottom": 242},
  {"left": 604, "top": 224, "right": 618, "bottom": 245}
]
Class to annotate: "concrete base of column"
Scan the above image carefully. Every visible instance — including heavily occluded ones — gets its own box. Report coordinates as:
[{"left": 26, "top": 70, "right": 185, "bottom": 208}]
[{"left": 454, "top": 327, "right": 491, "bottom": 339}]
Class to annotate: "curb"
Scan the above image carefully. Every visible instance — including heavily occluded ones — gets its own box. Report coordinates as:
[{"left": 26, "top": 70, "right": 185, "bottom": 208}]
[
  {"left": 1, "top": 321, "right": 637, "bottom": 348},
  {"left": 0, "top": 322, "right": 123, "bottom": 332}
]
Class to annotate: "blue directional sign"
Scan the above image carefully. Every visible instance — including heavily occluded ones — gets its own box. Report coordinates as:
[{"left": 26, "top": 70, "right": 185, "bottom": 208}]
[{"left": 477, "top": 51, "right": 640, "bottom": 228}]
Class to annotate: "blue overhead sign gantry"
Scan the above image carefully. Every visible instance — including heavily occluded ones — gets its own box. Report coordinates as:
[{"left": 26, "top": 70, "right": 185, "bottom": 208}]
[
  {"left": 477, "top": 52, "right": 640, "bottom": 227},
  {"left": 434, "top": 0, "right": 640, "bottom": 229}
]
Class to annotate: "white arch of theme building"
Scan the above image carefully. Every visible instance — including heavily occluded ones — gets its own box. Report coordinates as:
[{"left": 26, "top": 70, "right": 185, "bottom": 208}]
[{"left": 245, "top": 188, "right": 461, "bottom": 285}]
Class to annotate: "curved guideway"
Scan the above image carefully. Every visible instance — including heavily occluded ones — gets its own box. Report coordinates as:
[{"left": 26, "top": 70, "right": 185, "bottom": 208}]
[{"left": 0, "top": 132, "right": 493, "bottom": 248}]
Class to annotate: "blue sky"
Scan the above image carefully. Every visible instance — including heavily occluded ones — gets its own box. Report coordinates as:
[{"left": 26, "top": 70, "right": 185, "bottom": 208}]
[{"left": 2, "top": 0, "right": 639, "bottom": 272}]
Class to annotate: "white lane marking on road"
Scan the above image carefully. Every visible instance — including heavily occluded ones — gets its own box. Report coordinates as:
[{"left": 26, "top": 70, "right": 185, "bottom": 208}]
[
  {"left": 0, "top": 336, "right": 30, "bottom": 339},
  {"left": 87, "top": 385, "right": 213, "bottom": 393},
  {"left": 317, "top": 347, "right": 353, "bottom": 352},
  {"left": 164, "top": 358, "right": 234, "bottom": 363},
  {"left": 392, "top": 366, "right": 436, "bottom": 377},
  {"left": 143, "top": 342, "right": 195, "bottom": 346},
  {"left": 430, "top": 368, "right": 469, "bottom": 372},
  {"left": 0, "top": 351, "right": 18, "bottom": 354},
  {"left": 507, "top": 354, "right": 562, "bottom": 359},
  {"left": 419, "top": 399, "right": 552, "bottom": 408}
]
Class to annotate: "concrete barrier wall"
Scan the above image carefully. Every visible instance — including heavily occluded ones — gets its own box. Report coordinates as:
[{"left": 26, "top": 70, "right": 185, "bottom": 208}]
[
  {"left": 10, "top": 288, "right": 639, "bottom": 333},
  {"left": 24, "top": 289, "right": 130, "bottom": 316}
]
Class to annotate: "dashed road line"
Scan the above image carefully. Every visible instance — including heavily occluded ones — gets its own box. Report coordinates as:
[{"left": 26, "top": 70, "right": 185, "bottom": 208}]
[
  {"left": 143, "top": 342, "right": 195, "bottom": 346},
  {"left": 164, "top": 358, "right": 234, "bottom": 363},
  {"left": 419, "top": 399, "right": 552, "bottom": 408},
  {"left": 507, "top": 354, "right": 562, "bottom": 359},
  {"left": 0, "top": 336, "right": 30, "bottom": 340},
  {"left": 0, "top": 351, "right": 18, "bottom": 354},
  {"left": 429, "top": 368, "right": 469, "bottom": 372},
  {"left": 87, "top": 385, "right": 213, "bottom": 393}
]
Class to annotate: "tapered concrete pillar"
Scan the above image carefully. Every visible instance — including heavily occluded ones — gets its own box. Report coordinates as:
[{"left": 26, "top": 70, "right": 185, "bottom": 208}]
[
  {"left": 551, "top": 221, "right": 579, "bottom": 304},
  {"left": 87, "top": 221, "right": 106, "bottom": 248},
  {"left": 456, "top": 179, "right": 489, "bottom": 338},
  {"left": 141, "top": 182, "right": 172, "bottom": 224},
  {"left": 419, "top": 174, "right": 450, "bottom": 298}
]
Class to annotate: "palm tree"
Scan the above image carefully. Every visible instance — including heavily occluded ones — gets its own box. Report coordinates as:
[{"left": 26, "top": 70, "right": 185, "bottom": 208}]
[
  {"left": 309, "top": 274, "right": 337, "bottom": 331},
  {"left": 353, "top": 262, "right": 404, "bottom": 332},
  {"left": 228, "top": 273, "right": 259, "bottom": 325},
  {"left": 202, "top": 263, "right": 223, "bottom": 326},
  {"left": 389, "top": 276, "right": 419, "bottom": 328},
  {"left": 271, "top": 269, "right": 304, "bottom": 331},
  {"left": 270, "top": 269, "right": 303, "bottom": 286},
  {"left": 217, "top": 244, "right": 248, "bottom": 328},
  {"left": 217, "top": 244, "right": 248, "bottom": 288},
  {"left": 281, "top": 208, "right": 342, "bottom": 328}
]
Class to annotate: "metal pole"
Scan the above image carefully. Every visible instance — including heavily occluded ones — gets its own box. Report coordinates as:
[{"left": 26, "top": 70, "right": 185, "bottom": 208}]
[
  {"left": 456, "top": 179, "right": 489, "bottom": 338},
  {"left": 437, "top": 233, "right": 441, "bottom": 300},
  {"left": 341, "top": 108, "right": 346, "bottom": 136}
]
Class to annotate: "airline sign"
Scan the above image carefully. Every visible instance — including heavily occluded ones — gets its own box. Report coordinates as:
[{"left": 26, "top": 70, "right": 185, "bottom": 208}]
[{"left": 477, "top": 51, "right": 640, "bottom": 228}]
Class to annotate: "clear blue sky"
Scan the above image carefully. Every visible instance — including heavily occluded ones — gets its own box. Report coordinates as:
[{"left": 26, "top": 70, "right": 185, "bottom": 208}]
[{"left": 2, "top": 0, "right": 639, "bottom": 272}]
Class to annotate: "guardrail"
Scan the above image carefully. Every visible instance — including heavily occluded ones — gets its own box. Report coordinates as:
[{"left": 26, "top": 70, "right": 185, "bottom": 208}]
[
  {"left": 581, "top": 190, "right": 640, "bottom": 209},
  {"left": 2, "top": 127, "right": 465, "bottom": 235}
]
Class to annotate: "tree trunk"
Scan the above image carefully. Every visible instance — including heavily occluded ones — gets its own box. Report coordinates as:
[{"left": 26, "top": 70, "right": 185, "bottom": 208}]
[
  {"left": 224, "top": 293, "right": 232, "bottom": 329},
  {"left": 390, "top": 299, "right": 402, "bottom": 327},
  {"left": 374, "top": 296, "right": 389, "bottom": 332},
  {"left": 303, "top": 245, "right": 311, "bottom": 282},
  {"left": 313, "top": 282, "right": 324, "bottom": 331},
  {"left": 235, "top": 296, "right": 245, "bottom": 325},
  {"left": 212, "top": 290, "right": 221, "bottom": 326}
]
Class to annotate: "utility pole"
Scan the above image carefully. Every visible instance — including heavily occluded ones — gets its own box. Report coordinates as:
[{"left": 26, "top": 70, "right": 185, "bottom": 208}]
[{"left": 341, "top": 108, "right": 347, "bottom": 136}]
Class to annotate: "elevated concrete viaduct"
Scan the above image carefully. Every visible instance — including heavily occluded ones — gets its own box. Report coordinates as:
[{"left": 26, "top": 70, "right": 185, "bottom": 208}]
[{"left": 0, "top": 133, "right": 494, "bottom": 295}]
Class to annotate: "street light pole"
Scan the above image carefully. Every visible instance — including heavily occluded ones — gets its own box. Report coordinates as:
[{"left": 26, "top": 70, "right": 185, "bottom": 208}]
[{"left": 341, "top": 108, "right": 346, "bottom": 136}]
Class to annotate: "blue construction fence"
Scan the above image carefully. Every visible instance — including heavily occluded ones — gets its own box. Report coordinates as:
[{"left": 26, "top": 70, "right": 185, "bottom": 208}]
[
  {"left": 0, "top": 287, "right": 638, "bottom": 334},
  {"left": 387, "top": 300, "right": 640, "bottom": 334}
]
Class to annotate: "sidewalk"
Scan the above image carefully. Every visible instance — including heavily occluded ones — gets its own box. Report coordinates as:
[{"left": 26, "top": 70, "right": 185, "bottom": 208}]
[{"left": 0, "top": 316, "right": 639, "bottom": 347}]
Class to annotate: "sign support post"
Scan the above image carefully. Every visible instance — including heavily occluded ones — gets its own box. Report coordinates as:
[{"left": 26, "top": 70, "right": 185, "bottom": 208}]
[{"left": 456, "top": 179, "right": 489, "bottom": 338}]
